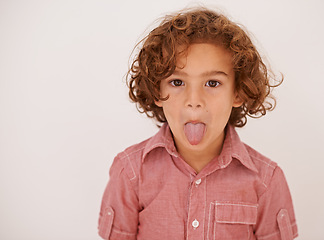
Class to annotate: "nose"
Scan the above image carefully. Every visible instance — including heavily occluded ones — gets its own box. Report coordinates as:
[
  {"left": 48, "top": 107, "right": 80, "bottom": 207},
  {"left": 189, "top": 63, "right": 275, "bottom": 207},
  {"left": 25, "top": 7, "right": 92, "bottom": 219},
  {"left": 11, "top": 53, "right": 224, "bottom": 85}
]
[{"left": 185, "top": 86, "right": 204, "bottom": 109}]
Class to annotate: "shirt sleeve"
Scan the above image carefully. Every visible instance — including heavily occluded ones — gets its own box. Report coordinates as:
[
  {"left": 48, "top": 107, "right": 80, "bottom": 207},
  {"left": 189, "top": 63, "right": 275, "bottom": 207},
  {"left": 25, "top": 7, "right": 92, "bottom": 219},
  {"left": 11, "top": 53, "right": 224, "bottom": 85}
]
[
  {"left": 98, "top": 155, "right": 139, "bottom": 240},
  {"left": 254, "top": 166, "right": 298, "bottom": 240}
]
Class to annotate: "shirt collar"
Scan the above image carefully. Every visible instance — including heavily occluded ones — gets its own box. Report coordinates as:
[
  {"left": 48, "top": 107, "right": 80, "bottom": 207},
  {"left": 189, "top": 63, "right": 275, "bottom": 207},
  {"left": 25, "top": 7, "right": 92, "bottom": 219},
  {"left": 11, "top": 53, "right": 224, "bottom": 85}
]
[
  {"left": 142, "top": 123, "right": 258, "bottom": 173},
  {"left": 218, "top": 125, "right": 258, "bottom": 173},
  {"left": 143, "top": 123, "right": 178, "bottom": 161}
]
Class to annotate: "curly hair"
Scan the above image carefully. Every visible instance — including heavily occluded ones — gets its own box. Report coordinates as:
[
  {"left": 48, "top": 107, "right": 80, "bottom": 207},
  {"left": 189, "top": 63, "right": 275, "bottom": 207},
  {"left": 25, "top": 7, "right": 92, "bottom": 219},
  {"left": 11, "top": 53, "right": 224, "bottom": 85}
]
[{"left": 127, "top": 7, "right": 282, "bottom": 127}]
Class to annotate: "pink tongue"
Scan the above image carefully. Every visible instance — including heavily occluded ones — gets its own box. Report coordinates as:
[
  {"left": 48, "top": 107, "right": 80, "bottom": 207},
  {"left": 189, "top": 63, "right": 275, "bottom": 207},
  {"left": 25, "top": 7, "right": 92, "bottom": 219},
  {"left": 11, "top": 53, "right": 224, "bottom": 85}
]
[{"left": 184, "top": 123, "right": 206, "bottom": 145}]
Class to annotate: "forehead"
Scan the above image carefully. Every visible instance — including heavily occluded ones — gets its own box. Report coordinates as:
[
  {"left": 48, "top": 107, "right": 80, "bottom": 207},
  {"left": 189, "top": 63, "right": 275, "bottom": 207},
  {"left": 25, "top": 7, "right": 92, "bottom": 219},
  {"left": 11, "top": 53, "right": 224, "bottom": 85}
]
[{"left": 173, "top": 43, "right": 234, "bottom": 74}]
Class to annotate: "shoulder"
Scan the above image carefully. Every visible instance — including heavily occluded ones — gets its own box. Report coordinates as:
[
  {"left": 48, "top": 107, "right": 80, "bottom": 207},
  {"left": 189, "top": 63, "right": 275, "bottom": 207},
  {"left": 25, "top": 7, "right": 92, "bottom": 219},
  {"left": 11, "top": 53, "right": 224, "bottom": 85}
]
[
  {"left": 117, "top": 138, "right": 150, "bottom": 162},
  {"left": 110, "top": 124, "right": 173, "bottom": 180},
  {"left": 243, "top": 143, "right": 279, "bottom": 188},
  {"left": 111, "top": 137, "right": 151, "bottom": 181}
]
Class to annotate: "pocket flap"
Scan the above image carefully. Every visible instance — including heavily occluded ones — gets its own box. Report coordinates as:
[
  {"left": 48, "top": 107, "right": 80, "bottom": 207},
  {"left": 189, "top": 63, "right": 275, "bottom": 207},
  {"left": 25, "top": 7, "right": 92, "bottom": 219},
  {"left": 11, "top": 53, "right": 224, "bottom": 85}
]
[{"left": 215, "top": 202, "right": 258, "bottom": 224}]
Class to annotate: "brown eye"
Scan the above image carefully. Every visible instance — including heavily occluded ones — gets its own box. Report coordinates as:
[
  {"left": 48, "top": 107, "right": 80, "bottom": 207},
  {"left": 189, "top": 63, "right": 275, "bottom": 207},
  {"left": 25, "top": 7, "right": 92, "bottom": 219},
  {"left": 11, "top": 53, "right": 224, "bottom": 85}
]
[
  {"left": 206, "top": 80, "right": 220, "bottom": 88},
  {"left": 170, "top": 79, "right": 184, "bottom": 86}
]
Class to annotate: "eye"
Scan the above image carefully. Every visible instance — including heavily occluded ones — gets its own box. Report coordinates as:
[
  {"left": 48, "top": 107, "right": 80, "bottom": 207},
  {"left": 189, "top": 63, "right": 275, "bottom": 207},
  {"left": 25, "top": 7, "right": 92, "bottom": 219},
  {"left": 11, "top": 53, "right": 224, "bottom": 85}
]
[
  {"left": 206, "top": 80, "right": 220, "bottom": 88},
  {"left": 170, "top": 79, "right": 184, "bottom": 87}
]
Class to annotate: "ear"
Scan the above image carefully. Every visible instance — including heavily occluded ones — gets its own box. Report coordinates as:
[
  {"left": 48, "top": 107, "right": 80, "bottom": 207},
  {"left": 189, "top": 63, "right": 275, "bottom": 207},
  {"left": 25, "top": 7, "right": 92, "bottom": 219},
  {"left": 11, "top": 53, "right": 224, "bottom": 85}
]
[
  {"left": 155, "top": 100, "right": 163, "bottom": 107},
  {"left": 232, "top": 92, "right": 244, "bottom": 108}
]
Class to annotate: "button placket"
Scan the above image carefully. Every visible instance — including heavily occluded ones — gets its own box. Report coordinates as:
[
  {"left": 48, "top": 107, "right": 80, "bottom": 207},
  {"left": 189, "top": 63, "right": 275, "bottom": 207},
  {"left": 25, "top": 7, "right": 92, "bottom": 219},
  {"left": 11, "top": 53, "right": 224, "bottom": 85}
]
[
  {"left": 195, "top": 178, "right": 202, "bottom": 186},
  {"left": 192, "top": 219, "right": 199, "bottom": 229},
  {"left": 186, "top": 177, "right": 205, "bottom": 240}
]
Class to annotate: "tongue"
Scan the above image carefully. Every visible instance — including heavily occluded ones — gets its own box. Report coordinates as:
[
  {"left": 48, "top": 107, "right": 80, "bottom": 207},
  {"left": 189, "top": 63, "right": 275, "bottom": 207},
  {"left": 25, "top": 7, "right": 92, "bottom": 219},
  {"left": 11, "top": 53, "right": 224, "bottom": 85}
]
[{"left": 184, "top": 123, "right": 206, "bottom": 145}]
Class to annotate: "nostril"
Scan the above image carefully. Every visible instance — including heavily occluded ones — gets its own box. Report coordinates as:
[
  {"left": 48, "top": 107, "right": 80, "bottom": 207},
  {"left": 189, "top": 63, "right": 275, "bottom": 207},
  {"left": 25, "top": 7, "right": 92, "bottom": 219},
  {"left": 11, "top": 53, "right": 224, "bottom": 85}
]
[{"left": 187, "top": 103, "right": 201, "bottom": 108}]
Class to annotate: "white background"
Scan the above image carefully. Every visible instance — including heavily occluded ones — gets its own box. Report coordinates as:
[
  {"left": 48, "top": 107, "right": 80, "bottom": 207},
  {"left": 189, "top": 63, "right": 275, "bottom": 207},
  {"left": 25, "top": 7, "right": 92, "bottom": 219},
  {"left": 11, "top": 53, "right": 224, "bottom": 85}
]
[{"left": 1, "top": 0, "right": 323, "bottom": 239}]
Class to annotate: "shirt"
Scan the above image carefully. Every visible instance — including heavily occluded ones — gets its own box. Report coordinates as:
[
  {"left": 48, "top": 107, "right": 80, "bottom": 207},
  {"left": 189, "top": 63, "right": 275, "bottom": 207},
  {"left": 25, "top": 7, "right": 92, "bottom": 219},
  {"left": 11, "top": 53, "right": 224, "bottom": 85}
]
[{"left": 98, "top": 123, "right": 298, "bottom": 240}]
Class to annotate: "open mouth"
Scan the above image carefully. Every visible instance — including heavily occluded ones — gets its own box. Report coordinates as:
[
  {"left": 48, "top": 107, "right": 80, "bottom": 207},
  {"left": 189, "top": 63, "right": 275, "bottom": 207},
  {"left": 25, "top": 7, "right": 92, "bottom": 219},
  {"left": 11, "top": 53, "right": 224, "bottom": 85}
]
[{"left": 184, "top": 122, "right": 206, "bottom": 145}]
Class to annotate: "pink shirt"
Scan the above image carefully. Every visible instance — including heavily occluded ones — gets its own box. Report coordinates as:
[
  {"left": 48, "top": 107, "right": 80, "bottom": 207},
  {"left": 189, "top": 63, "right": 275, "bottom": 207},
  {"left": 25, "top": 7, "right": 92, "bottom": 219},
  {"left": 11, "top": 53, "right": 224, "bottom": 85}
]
[{"left": 98, "top": 124, "right": 298, "bottom": 240}]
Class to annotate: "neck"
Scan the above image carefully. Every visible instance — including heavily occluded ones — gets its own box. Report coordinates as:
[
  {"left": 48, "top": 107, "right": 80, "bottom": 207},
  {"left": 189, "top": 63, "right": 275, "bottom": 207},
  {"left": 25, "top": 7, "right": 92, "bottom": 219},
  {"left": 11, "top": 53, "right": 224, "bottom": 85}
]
[{"left": 181, "top": 151, "right": 214, "bottom": 173}]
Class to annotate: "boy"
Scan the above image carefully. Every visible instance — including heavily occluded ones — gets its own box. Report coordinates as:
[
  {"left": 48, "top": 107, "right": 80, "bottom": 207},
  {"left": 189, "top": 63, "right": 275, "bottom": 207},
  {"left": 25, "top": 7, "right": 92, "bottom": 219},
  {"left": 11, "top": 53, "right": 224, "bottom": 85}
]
[{"left": 98, "top": 7, "right": 298, "bottom": 240}]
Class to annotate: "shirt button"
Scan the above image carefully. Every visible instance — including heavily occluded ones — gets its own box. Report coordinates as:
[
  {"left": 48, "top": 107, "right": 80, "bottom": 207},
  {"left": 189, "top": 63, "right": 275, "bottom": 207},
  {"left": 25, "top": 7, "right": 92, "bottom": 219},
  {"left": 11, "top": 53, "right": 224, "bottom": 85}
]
[
  {"left": 195, "top": 179, "right": 202, "bottom": 185},
  {"left": 192, "top": 219, "right": 199, "bottom": 228}
]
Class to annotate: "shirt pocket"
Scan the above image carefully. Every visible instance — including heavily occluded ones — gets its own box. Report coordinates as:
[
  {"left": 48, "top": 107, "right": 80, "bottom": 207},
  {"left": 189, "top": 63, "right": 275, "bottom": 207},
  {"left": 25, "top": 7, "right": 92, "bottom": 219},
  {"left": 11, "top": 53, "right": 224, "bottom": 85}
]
[
  {"left": 98, "top": 206, "right": 114, "bottom": 239},
  {"left": 208, "top": 202, "right": 258, "bottom": 240}
]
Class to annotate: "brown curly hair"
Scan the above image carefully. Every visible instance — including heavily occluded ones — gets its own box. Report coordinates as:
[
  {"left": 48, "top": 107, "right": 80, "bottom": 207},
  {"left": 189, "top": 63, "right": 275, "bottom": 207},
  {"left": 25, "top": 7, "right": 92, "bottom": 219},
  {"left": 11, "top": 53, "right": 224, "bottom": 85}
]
[{"left": 127, "top": 7, "right": 282, "bottom": 127}]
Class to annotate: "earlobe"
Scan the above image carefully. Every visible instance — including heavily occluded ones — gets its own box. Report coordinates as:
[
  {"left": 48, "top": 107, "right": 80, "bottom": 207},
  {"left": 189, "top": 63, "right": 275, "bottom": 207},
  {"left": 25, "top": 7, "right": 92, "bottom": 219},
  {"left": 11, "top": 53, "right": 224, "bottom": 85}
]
[
  {"left": 155, "top": 100, "right": 162, "bottom": 107},
  {"left": 233, "top": 94, "right": 244, "bottom": 108}
]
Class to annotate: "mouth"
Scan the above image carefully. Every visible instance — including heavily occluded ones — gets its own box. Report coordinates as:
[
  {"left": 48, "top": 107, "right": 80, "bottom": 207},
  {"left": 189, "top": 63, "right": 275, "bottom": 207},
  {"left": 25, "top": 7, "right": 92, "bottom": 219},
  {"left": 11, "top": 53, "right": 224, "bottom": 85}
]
[{"left": 184, "top": 121, "right": 206, "bottom": 145}]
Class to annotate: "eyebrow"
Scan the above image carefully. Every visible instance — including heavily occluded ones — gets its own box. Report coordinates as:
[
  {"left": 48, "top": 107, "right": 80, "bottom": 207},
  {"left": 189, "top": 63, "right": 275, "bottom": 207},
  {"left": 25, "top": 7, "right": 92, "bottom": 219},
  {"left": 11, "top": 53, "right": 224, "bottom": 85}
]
[{"left": 172, "top": 70, "right": 228, "bottom": 77}]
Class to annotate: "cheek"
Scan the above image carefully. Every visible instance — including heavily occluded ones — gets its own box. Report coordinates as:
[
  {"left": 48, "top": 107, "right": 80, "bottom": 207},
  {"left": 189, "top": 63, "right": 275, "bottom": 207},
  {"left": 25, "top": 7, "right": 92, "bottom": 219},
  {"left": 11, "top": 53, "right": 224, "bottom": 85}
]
[
  {"left": 209, "top": 98, "right": 234, "bottom": 120},
  {"left": 209, "top": 92, "right": 234, "bottom": 108},
  {"left": 162, "top": 101, "right": 181, "bottom": 121},
  {"left": 159, "top": 82, "right": 172, "bottom": 97}
]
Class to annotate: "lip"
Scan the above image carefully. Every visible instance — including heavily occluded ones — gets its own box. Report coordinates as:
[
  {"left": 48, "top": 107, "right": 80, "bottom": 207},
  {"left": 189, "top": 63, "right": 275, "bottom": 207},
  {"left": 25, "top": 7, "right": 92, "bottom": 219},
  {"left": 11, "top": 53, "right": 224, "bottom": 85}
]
[
  {"left": 185, "top": 120, "right": 206, "bottom": 125},
  {"left": 184, "top": 121, "right": 207, "bottom": 131}
]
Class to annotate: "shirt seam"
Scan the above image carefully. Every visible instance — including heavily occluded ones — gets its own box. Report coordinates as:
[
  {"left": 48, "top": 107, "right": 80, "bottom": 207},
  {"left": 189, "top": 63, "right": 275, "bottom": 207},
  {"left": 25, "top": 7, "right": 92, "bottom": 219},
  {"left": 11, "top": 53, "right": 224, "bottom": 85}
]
[
  {"left": 186, "top": 183, "right": 193, "bottom": 240},
  {"left": 215, "top": 202, "right": 258, "bottom": 207},
  {"left": 207, "top": 202, "right": 215, "bottom": 240},
  {"left": 263, "top": 164, "right": 270, "bottom": 187},
  {"left": 121, "top": 165, "right": 140, "bottom": 202},
  {"left": 256, "top": 222, "right": 297, "bottom": 239},
  {"left": 203, "top": 177, "right": 206, "bottom": 239},
  {"left": 252, "top": 157, "right": 277, "bottom": 188},
  {"left": 251, "top": 154, "right": 277, "bottom": 186},
  {"left": 112, "top": 227, "right": 137, "bottom": 236},
  {"left": 114, "top": 153, "right": 141, "bottom": 207},
  {"left": 119, "top": 147, "right": 145, "bottom": 181},
  {"left": 251, "top": 155, "right": 276, "bottom": 169},
  {"left": 119, "top": 146, "right": 145, "bottom": 161},
  {"left": 257, "top": 165, "right": 279, "bottom": 204}
]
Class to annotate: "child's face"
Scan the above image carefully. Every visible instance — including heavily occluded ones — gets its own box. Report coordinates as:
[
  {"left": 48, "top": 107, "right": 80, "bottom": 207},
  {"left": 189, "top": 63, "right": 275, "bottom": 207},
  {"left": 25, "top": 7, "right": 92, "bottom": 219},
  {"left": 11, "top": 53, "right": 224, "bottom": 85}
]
[{"left": 156, "top": 43, "right": 242, "bottom": 158}]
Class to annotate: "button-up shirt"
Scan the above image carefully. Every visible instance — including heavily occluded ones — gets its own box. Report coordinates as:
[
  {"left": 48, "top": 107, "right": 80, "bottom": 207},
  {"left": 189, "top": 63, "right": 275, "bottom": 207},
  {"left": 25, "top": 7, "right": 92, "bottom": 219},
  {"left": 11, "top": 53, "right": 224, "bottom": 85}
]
[{"left": 98, "top": 123, "right": 298, "bottom": 239}]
